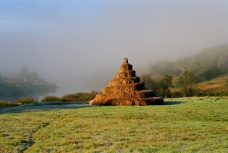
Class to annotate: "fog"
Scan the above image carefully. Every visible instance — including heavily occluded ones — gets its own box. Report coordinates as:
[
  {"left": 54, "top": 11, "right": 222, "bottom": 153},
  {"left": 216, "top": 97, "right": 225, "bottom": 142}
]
[{"left": 1, "top": 0, "right": 228, "bottom": 96}]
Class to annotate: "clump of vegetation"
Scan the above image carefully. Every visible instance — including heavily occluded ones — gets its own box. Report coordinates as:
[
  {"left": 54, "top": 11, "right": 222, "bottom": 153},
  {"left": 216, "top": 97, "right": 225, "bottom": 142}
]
[
  {"left": 0, "top": 100, "right": 20, "bottom": 108},
  {"left": 41, "top": 96, "right": 60, "bottom": 102},
  {"left": 60, "top": 91, "right": 99, "bottom": 102},
  {"left": 15, "top": 97, "right": 35, "bottom": 105}
]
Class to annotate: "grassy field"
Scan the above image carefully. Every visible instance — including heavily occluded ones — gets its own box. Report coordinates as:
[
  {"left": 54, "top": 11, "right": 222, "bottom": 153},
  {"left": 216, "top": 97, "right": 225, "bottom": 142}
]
[
  {"left": 196, "top": 74, "right": 228, "bottom": 94},
  {"left": 0, "top": 97, "right": 227, "bottom": 153}
]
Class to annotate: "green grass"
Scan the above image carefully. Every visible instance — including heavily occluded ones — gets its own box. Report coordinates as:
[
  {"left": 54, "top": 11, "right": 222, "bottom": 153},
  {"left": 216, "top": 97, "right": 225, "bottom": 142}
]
[{"left": 0, "top": 97, "right": 227, "bottom": 152}]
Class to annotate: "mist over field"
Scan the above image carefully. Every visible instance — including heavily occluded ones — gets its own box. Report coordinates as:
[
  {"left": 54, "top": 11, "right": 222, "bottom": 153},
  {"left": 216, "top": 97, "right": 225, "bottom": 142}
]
[{"left": 0, "top": 0, "right": 228, "bottom": 96}]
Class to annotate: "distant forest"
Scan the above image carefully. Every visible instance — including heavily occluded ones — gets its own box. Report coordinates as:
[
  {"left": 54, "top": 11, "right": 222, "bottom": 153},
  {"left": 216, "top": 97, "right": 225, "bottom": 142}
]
[
  {"left": 140, "top": 43, "right": 228, "bottom": 97},
  {"left": 0, "top": 67, "right": 57, "bottom": 101}
]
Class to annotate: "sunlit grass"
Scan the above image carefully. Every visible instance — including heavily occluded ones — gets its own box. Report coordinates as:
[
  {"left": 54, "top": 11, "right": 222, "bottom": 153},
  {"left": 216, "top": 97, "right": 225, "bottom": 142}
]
[
  {"left": 0, "top": 96, "right": 227, "bottom": 152},
  {"left": 195, "top": 74, "right": 228, "bottom": 95}
]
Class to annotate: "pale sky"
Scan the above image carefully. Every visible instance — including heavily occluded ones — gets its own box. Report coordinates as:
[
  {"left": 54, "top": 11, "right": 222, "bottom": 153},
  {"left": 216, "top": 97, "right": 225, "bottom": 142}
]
[{"left": 0, "top": 0, "right": 228, "bottom": 95}]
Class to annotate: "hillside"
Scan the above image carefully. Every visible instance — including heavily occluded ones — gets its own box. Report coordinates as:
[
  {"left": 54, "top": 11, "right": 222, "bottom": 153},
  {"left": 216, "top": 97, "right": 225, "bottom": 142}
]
[
  {"left": 149, "top": 43, "right": 228, "bottom": 79},
  {"left": 141, "top": 43, "right": 228, "bottom": 97},
  {"left": 195, "top": 74, "right": 228, "bottom": 94}
]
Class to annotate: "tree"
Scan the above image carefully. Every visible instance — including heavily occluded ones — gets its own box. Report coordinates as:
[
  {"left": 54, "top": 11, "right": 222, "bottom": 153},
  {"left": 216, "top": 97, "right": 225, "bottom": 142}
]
[
  {"left": 158, "top": 74, "right": 173, "bottom": 97},
  {"left": 140, "top": 74, "right": 159, "bottom": 93},
  {"left": 178, "top": 70, "right": 196, "bottom": 96},
  {"left": 0, "top": 67, "right": 57, "bottom": 101}
]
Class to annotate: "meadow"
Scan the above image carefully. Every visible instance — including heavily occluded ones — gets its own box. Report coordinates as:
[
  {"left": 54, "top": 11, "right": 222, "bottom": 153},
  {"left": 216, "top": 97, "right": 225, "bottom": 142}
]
[{"left": 0, "top": 97, "right": 227, "bottom": 153}]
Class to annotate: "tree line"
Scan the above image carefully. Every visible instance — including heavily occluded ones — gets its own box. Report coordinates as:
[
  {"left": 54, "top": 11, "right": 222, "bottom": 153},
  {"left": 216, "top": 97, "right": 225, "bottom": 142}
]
[
  {"left": 140, "top": 43, "right": 228, "bottom": 97},
  {"left": 0, "top": 67, "right": 57, "bottom": 101}
]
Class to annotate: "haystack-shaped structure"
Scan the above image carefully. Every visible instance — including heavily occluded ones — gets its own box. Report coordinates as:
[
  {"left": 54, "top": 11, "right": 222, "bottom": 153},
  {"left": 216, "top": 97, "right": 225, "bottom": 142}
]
[{"left": 89, "top": 58, "right": 164, "bottom": 106}]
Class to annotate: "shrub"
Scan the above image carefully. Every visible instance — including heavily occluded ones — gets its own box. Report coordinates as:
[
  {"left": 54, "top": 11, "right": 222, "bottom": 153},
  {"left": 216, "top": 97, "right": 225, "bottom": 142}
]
[
  {"left": 41, "top": 96, "right": 60, "bottom": 102},
  {"left": 0, "top": 100, "right": 20, "bottom": 108},
  {"left": 61, "top": 91, "right": 99, "bottom": 102},
  {"left": 15, "top": 97, "right": 35, "bottom": 105},
  {"left": 171, "top": 90, "right": 183, "bottom": 98}
]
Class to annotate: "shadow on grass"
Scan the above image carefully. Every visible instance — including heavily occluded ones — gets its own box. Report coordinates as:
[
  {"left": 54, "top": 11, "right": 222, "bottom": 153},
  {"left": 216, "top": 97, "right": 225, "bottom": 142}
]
[
  {"left": 164, "top": 101, "right": 183, "bottom": 105},
  {"left": 0, "top": 102, "right": 95, "bottom": 114},
  {"left": 0, "top": 101, "right": 185, "bottom": 114}
]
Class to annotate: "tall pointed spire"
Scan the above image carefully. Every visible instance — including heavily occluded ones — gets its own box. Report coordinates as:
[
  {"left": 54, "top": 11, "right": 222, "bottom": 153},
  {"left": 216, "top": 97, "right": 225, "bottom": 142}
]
[{"left": 89, "top": 58, "right": 164, "bottom": 106}]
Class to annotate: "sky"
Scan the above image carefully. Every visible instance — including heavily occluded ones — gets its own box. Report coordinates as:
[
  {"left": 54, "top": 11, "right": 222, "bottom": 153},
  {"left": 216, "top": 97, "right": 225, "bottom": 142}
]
[{"left": 0, "top": 0, "right": 228, "bottom": 95}]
